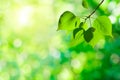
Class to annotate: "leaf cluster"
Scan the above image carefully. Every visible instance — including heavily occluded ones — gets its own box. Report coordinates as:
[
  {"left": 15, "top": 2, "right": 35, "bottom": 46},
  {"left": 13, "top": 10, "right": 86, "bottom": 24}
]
[{"left": 57, "top": 0, "right": 112, "bottom": 47}]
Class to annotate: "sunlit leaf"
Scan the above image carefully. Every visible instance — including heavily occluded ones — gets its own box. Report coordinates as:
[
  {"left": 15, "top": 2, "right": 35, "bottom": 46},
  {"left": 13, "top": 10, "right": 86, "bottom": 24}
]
[
  {"left": 95, "top": 16, "right": 112, "bottom": 37},
  {"left": 70, "top": 29, "right": 84, "bottom": 46},
  {"left": 89, "top": 21, "right": 104, "bottom": 47},
  {"left": 73, "top": 28, "right": 83, "bottom": 39},
  {"left": 82, "top": 0, "right": 89, "bottom": 9},
  {"left": 88, "top": 16, "right": 112, "bottom": 47},
  {"left": 57, "top": 11, "right": 80, "bottom": 31},
  {"left": 70, "top": 23, "right": 87, "bottom": 46}
]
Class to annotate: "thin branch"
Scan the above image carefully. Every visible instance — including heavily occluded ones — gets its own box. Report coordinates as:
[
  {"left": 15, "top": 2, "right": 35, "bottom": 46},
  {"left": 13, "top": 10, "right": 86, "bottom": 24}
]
[{"left": 85, "top": 0, "right": 104, "bottom": 20}]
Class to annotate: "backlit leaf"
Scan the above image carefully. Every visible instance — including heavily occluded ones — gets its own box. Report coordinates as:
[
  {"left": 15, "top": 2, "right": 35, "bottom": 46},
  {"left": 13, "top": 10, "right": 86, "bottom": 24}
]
[
  {"left": 89, "top": 21, "right": 104, "bottom": 47},
  {"left": 57, "top": 11, "right": 80, "bottom": 31},
  {"left": 70, "top": 29, "right": 84, "bottom": 46},
  {"left": 73, "top": 28, "right": 83, "bottom": 39},
  {"left": 88, "top": 16, "right": 112, "bottom": 47},
  {"left": 82, "top": 0, "right": 89, "bottom": 9},
  {"left": 95, "top": 16, "right": 112, "bottom": 37},
  {"left": 70, "top": 23, "right": 88, "bottom": 46}
]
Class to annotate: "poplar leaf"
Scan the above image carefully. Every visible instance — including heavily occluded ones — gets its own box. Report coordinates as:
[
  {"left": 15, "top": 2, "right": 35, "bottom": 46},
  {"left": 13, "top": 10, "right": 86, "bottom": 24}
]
[
  {"left": 71, "top": 30, "right": 84, "bottom": 46},
  {"left": 95, "top": 16, "right": 112, "bottom": 37},
  {"left": 84, "top": 28, "right": 94, "bottom": 42},
  {"left": 82, "top": 0, "right": 89, "bottom": 9},
  {"left": 79, "top": 22, "right": 84, "bottom": 28},
  {"left": 57, "top": 11, "right": 80, "bottom": 31},
  {"left": 73, "top": 28, "right": 83, "bottom": 39}
]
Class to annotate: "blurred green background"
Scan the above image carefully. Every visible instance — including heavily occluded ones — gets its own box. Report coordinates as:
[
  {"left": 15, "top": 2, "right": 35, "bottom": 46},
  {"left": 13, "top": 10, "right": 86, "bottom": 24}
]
[{"left": 0, "top": 0, "right": 120, "bottom": 80}]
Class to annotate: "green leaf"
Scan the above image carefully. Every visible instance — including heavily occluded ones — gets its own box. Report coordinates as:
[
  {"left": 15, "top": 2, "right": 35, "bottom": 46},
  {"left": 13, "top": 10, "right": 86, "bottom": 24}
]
[
  {"left": 70, "top": 23, "right": 87, "bottom": 46},
  {"left": 84, "top": 28, "right": 94, "bottom": 42},
  {"left": 57, "top": 11, "right": 80, "bottom": 31},
  {"left": 79, "top": 22, "right": 84, "bottom": 28},
  {"left": 70, "top": 29, "right": 84, "bottom": 46},
  {"left": 73, "top": 28, "right": 83, "bottom": 39},
  {"left": 75, "top": 21, "right": 77, "bottom": 27},
  {"left": 95, "top": 16, "right": 112, "bottom": 37},
  {"left": 89, "top": 30, "right": 104, "bottom": 47},
  {"left": 89, "top": 21, "right": 104, "bottom": 47},
  {"left": 89, "top": 16, "right": 112, "bottom": 47},
  {"left": 82, "top": 0, "right": 89, "bottom": 9},
  {"left": 88, "top": 27, "right": 95, "bottom": 32}
]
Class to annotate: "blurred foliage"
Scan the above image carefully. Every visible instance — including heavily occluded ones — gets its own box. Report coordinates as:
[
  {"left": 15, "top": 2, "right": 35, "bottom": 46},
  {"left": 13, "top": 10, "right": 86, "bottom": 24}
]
[{"left": 0, "top": 0, "right": 120, "bottom": 80}]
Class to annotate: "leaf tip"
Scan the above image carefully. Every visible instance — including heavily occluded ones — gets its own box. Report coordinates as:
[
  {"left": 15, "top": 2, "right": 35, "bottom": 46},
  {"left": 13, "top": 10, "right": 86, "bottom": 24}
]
[
  {"left": 110, "top": 34, "right": 114, "bottom": 39},
  {"left": 82, "top": 0, "right": 89, "bottom": 9},
  {"left": 56, "top": 28, "right": 59, "bottom": 31}
]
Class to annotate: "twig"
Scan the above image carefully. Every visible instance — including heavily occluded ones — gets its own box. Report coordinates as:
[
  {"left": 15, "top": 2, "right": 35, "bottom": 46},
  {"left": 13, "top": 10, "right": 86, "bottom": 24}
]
[{"left": 85, "top": 0, "right": 104, "bottom": 21}]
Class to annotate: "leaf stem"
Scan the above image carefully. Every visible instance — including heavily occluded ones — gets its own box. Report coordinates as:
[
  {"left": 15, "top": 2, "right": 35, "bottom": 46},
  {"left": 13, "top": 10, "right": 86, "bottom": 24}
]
[
  {"left": 89, "top": 17, "right": 92, "bottom": 27},
  {"left": 85, "top": 0, "right": 104, "bottom": 21}
]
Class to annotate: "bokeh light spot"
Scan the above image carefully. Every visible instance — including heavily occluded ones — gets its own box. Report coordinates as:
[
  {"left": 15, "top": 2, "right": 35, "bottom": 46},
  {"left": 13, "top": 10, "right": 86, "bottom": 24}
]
[{"left": 13, "top": 38, "right": 22, "bottom": 48}]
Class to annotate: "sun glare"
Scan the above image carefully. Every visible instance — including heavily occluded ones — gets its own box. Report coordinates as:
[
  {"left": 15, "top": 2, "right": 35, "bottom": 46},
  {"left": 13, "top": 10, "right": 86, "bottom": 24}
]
[{"left": 16, "top": 6, "right": 33, "bottom": 27}]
